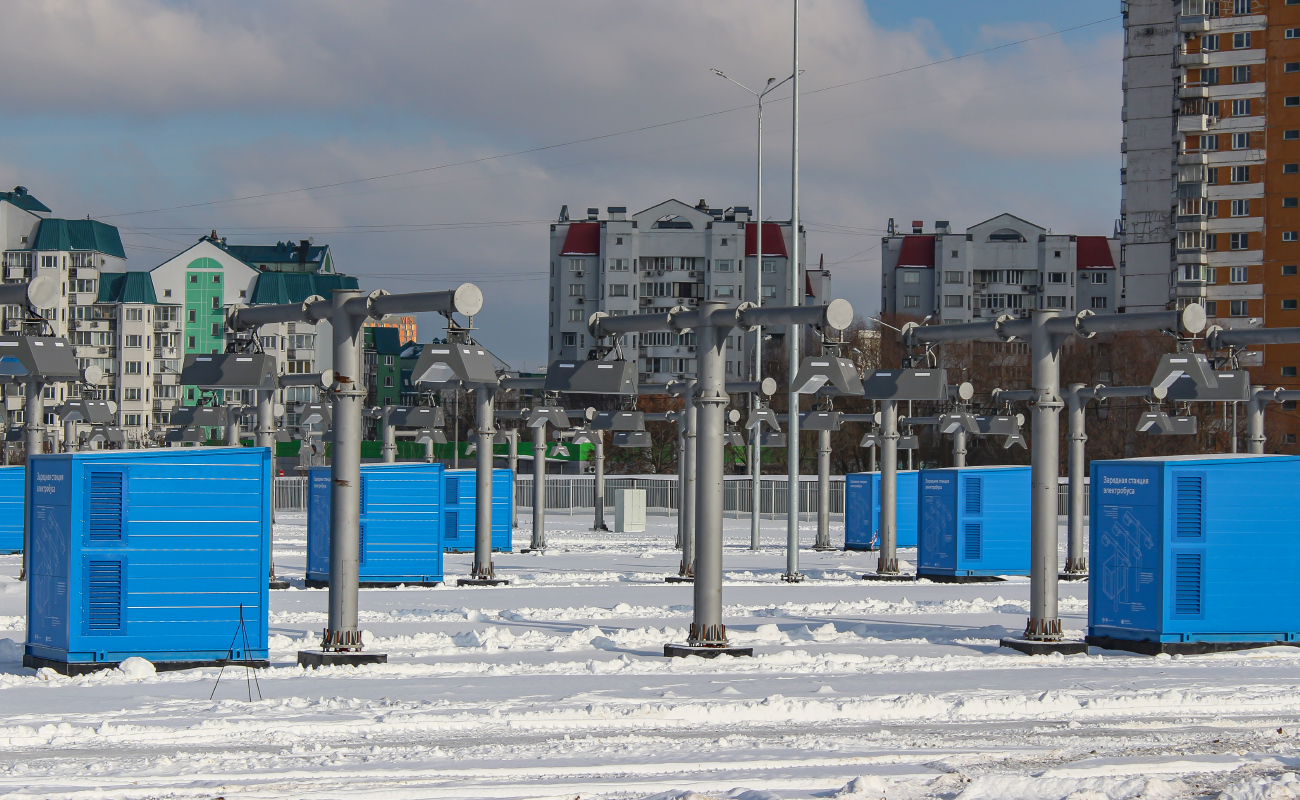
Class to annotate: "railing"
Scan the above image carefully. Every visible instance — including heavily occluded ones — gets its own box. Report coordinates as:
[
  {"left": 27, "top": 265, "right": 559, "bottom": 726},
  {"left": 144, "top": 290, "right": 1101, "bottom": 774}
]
[
  {"left": 516, "top": 474, "right": 845, "bottom": 520},
  {"left": 275, "top": 476, "right": 308, "bottom": 511}
]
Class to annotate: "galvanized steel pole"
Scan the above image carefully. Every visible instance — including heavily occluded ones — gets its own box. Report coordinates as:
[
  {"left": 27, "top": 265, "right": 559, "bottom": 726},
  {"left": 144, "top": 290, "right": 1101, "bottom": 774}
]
[
  {"left": 505, "top": 428, "right": 519, "bottom": 529},
  {"left": 1247, "top": 386, "right": 1269, "bottom": 455},
  {"left": 814, "top": 426, "right": 832, "bottom": 550},
  {"left": 785, "top": 0, "right": 803, "bottom": 584},
  {"left": 326, "top": 288, "right": 365, "bottom": 650},
  {"left": 531, "top": 421, "right": 547, "bottom": 551},
  {"left": 952, "top": 427, "right": 966, "bottom": 467},
  {"left": 690, "top": 300, "right": 728, "bottom": 645},
  {"left": 592, "top": 432, "right": 608, "bottom": 531},
  {"left": 471, "top": 386, "right": 497, "bottom": 579},
  {"left": 681, "top": 378, "right": 698, "bottom": 577},
  {"left": 1065, "top": 384, "right": 1089, "bottom": 579},
  {"left": 877, "top": 399, "right": 900, "bottom": 574},
  {"left": 381, "top": 406, "right": 397, "bottom": 463},
  {"left": 1027, "top": 310, "right": 1063, "bottom": 640}
]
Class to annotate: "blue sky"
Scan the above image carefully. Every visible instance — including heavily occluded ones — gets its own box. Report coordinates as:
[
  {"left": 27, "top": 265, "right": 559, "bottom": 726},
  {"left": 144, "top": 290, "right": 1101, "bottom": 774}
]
[{"left": 0, "top": 1, "right": 1124, "bottom": 368}]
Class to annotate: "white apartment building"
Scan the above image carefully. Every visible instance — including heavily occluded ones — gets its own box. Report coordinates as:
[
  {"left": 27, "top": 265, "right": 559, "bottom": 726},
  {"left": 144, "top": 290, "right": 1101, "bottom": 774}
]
[
  {"left": 547, "top": 199, "right": 830, "bottom": 383},
  {"left": 880, "top": 215, "right": 1121, "bottom": 323}
]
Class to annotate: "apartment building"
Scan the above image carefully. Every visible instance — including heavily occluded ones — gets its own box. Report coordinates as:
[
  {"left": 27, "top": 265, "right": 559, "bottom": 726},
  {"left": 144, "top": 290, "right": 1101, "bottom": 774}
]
[
  {"left": 880, "top": 215, "right": 1120, "bottom": 323},
  {"left": 547, "top": 200, "right": 828, "bottom": 383},
  {"left": 1122, "top": 0, "right": 1299, "bottom": 384},
  {"left": 365, "top": 315, "right": 417, "bottom": 344}
]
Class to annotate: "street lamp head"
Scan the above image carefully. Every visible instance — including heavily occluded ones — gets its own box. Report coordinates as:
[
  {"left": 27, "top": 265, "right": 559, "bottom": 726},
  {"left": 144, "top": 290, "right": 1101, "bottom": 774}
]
[{"left": 711, "top": 68, "right": 726, "bottom": 77}]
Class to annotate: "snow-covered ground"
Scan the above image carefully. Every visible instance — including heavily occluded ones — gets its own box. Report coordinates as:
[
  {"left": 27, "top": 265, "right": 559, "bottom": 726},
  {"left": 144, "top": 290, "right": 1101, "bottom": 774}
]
[{"left": 0, "top": 514, "right": 1298, "bottom": 799}]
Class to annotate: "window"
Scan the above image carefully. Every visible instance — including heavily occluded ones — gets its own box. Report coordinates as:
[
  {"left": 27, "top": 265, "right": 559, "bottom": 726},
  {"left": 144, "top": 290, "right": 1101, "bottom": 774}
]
[
  {"left": 615, "top": 237, "right": 623, "bottom": 246},
  {"left": 1288, "top": 131, "right": 1300, "bottom": 140},
  {"left": 1200, "top": 134, "right": 1218, "bottom": 151},
  {"left": 211, "top": 323, "right": 221, "bottom": 336},
  {"left": 944, "top": 271, "right": 963, "bottom": 284},
  {"left": 902, "top": 271, "right": 920, "bottom": 284},
  {"left": 568, "top": 284, "right": 584, "bottom": 297},
  {"left": 1047, "top": 296, "right": 1067, "bottom": 308},
  {"left": 1230, "top": 266, "right": 1249, "bottom": 283},
  {"left": 762, "top": 261, "right": 776, "bottom": 273},
  {"left": 123, "top": 388, "right": 140, "bottom": 401},
  {"left": 1205, "top": 301, "right": 1218, "bottom": 316},
  {"left": 187, "top": 336, "right": 196, "bottom": 349},
  {"left": 1286, "top": 265, "right": 1299, "bottom": 276},
  {"left": 761, "top": 285, "right": 777, "bottom": 299},
  {"left": 1285, "top": 367, "right": 1299, "bottom": 378},
  {"left": 951, "top": 250, "right": 959, "bottom": 258},
  {"left": 1231, "top": 166, "right": 1250, "bottom": 183},
  {"left": 608, "top": 258, "right": 629, "bottom": 271},
  {"left": 1054, "top": 250, "right": 1062, "bottom": 258},
  {"left": 1203, "top": 34, "right": 1220, "bottom": 50},
  {"left": 127, "top": 307, "right": 144, "bottom": 321},
  {"left": 1233, "top": 0, "right": 1250, "bottom": 12},
  {"left": 1289, "top": 98, "right": 1300, "bottom": 108},
  {"left": 944, "top": 295, "right": 964, "bottom": 308},
  {"left": 1288, "top": 63, "right": 1300, "bottom": 73},
  {"left": 1091, "top": 272, "right": 1109, "bottom": 284},
  {"left": 1231, "top": 300, "right": 1249, "bottom": 316},
  {"left": 1285, "top": 299, "right": 1298, "bottom": 310},
  {"left": 1231, "top": 199, "right": 1250, "bottom": 217},
  {"left": 713, "top": 285, "right": 735, "bottom": 298},
  {"left": 211, "top": 296, "right": 221, "bottom": 310},
  {"left": 1288, "top": 434, "right": 1298, "bottom": 445},
  {"left": 124, "top": 335, "right": 142, "bottom": 348},
  {"left": 567, "top": 309, "right": 582, "bottom": 322},
  {"left": 1232, "top": 32, "right": 1251, "bottom": 48},
  {"left": 1232, "top": 66, "right": 1251, "bottom": 83},
  {"left": 1288, "top": 165, "right": 1300, "bottom": 175},
  {"left": 1232, "top": 132, "right": 1250, "bottom": 149},
  {"left": 1207, "top": 233, "right": 1219, "bottom": 250},
  {"left": 1286, "top": 198, "right": 1299, "bottom": 209},
  {"left": 903, "top": 295, "right": 920, "bottom": 308},
  {"left": 1048, "top": 272, "right": 1067, "bottom": 284},
  {"left": 187, "top": 309, "right": 196, "bottom": 323},
  {"left": 1203, "top": 67, "right": 1220, "bottom": 86},
  {"left": 124, "top": 414, "right": 142, "bottom": 428},
  {"left": 568, "top": 259, "right": 585, "bottom": 272},
  {"left": 1288, "top": 29, "right": 1300, "bottom": 38},
  {"left": 720, "top": 238, "right": 729, "bottom": 246},
  {"left": 1231, "top": 99, "right": 1250, "bottom": 116},
  {"left": 1090, "top": 297, "right": 1108, "bottom": 309},
  {"left": 189, "top": 275, "right": 198, "bottom": 284},
  {"left": 1207, "top": 267, "right": 1217, "bottom": 283},
  {"left": 123, "top": 361, "right": 142, "bottom": 375},
  {"left": 1287, "top": 232, "right": 1300, "bottom": 242},
  {"left": 1230, "top": 233, "right": 1250, "bottom": 250},
  {"left": 714, "top": 259, "right": 734, "bottom": 272},
  {"left": 561, "top": 332, "right": 576, "bottom": 348},
  {"left": 384, "top": 376, "right": 394, "bottom": 388},
  {"left": 609, "top": 284, "right": 629, "bottom": 297}
]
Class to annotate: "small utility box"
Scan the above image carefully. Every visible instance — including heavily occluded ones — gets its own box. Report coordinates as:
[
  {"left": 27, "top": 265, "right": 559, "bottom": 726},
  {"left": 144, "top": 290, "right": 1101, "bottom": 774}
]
[
  {"left": 844, "top": 471, "right": 919, "bottom": 550},
  {"left": 1088, "top": 453, "right": 1300, "bottom": 654},
  {"left": 917, "top": 465, "right": 1031, "bottom": 580},
  {"left": 614, "top": 489, "right": 647, "bottom": 533},
  {"left": 25, "top": 448, "right": 271, "bottom": 675}
]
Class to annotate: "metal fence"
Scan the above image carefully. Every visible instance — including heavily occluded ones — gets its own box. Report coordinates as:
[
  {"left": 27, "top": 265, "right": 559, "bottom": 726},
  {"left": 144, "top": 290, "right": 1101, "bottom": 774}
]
[
  {"left": 275, "top": 476, "right": 308, "bottom": 511},
  {"left": 515, "top": 474, "right": 845, "bottom": 520}
]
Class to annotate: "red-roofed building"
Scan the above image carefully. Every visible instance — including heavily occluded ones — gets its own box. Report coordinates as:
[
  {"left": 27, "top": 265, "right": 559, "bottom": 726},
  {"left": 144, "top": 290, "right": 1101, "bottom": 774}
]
[
  {"left": 881, "top": 214, "right": 1119, "bottom": 324},
  {"left": 549, "top": 200, "right": 822, "bottom": 382}
]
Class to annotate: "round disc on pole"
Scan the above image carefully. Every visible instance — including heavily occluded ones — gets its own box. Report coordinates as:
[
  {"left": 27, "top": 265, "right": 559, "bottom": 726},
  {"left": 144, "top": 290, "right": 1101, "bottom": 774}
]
[
  {"left": 274, "top": 403, "right": 286, "bottom": 417},
  {"left": 760, "top": 377, "right": 777, "bottom": 396},
  {"left": 956, "top": 381, "right": 974, "bottom": 401},
  {"left": 824, "top": 298, "right": 854, "bottom": 331},
  {"left": 1180, "top": 303, "right": 1207, "bottom": 335},
  {"left": 108, "top": 401, "right": 118, "bottom": 414},
  {"left": 1151, "top": 385, "right": 1168, "bottom": 401},
  {"left": 453, "top": 283, "right": 484, "bottom": 317},
  {"left": 26, "top": 276, "right": 59, "bottom": 309},
  {"left": 82, "top": 365, "right": 103, "bottom": 386}
]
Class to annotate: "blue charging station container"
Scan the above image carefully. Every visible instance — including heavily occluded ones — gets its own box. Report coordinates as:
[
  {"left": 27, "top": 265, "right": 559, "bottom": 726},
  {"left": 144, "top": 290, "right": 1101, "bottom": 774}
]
[
  {"left": 0, "top": 466, "right": 23, "bottom": 553},
  {"left": 1088, "top": 454, "right": 1300, "bottom": 654},
  {"left": 918, "top": 465, "right": 1031, "bottom": 580},
  {"left": 306, "top": 462, "right": 444, "bottom": 587},
  {"left": 25, "top": 448, "right": 270, "bottom": 675},
  {"left": 442, "top": 468, "right": 513, "bottom": 553},
  {"left": 845, "top": 471, "right": 919, "bottom": 550}
]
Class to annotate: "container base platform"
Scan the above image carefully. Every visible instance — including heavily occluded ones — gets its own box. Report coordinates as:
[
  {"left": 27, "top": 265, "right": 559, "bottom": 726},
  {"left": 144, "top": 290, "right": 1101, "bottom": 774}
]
[
  {"left": 918, "top": 573, "right": 1007, "bottom": 584},
  {"left": 1058, "top": 572, "right": 1089, "bottom": 582},
  {"left": 664, "top": 575, "right": 694, "bottom": 583},
  {"left": 663, "top": 644, "right": 754, "bottom": 659},
  {"left": 861, "top": 573, "right": 917, "bottom": 582},
  {"left": 1000, "top": 637, "right": 1089, "bottom": 656},
  {"left": 1086, "top": 635, "right": 1300, "bottom": 656},
  {"left": 268, "top": 577, "right": 292, "bottom": 590},
  {"left": 25, "top": 654, "right": 270, "bottom": 676},
  {"left": 456, "top": 578, "right": 511, "bottom": 587},
  {"left": 520, "top": 547, "right": 544, "bottom": 554},
  {"left": 305, "top": 579, "right": 443, "bottom": 589},
  {"left": 843, "top": 545, "right": 879, "bottom": 552},
  {"left": 297, "top": 650, "right": 388, "bottom": 668}
]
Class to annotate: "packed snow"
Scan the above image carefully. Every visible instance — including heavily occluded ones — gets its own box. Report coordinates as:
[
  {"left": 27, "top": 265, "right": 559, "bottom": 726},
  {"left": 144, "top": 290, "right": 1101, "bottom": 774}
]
[{"left": 0, "top": 513, "right": 1299, "bottom": 798}]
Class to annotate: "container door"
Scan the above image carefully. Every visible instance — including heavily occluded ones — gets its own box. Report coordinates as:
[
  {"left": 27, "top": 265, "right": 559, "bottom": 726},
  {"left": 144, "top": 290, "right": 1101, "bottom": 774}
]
[{"left": 919, "top": 472, "right": 957, "bottom": 570}]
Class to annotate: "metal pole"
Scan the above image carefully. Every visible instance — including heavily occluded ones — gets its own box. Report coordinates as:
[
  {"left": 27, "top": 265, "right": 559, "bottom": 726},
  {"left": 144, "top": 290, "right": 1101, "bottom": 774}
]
[
  {"left": 530, "top": 421, "right": 546, "bottom": 551},
  {"left": 1064, "top": 384, "right": 1088, "bottom": 578},
  {"left": 225, "top": 404, "right": 241, "bottom": 447},
  {"left": 690, "top": 301, "right": 728, "bottom": 645},
  {"left": 20, "top": 378, "right": 44, "bottom": 581},
  {"left": 381, "top": 406, "right": 397, "bottom": 463},
  {"left": 906, "top": 401, "right": 914, "bottom": 471},
  {"left": 784, "top": 0, "right": 803, "bottom": 584},
  {"left": 1026, "top": 310, "right": 1063, "bottom": 641},
  {"left": 255, "top": 387, "right": 282, "bottom": 583},
  {"left": 1233, "top": 401, "right": 1240, "bottom": 453},
  {"left": 750, "top": 69, "right": 765, "bottom": 555},
  {"left": 1247, "top": 387, "right": 1268, "bottom": 455},
  {"left": 952, "top": 427, "right": 967, "bottom": 468},
  {"left": 676, "top": 413, "right": 686, "bottom": 549},
  {"left": 453, "top": 391, "right": 460, "bottom": 469},
  {"left": 325, "top": 289, "right": 364, "bottom": 651},
  {"left": 63, "top": 418, "right": 75, "bottom": 453},
  {"left": 471, "top": 386, "right": 497, "bottom": 580},
  {"left": 592, "top": 432, "right": 608, "bottom": 531},
  {"left": 506, "top": 428, "right": 519, "bottom": 529},
  {"left": 877, "top": 400, "right": 900, "bottom": 574},
  {"left": 681, "top": 378, "right": 698, "bottom": 577},
  {"left": 814, "top": 426, "right": 831, "bottom": 549}
]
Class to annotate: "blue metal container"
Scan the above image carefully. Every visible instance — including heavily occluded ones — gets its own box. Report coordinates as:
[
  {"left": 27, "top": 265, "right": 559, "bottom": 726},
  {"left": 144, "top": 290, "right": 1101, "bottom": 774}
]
[
  {"left": 442, "top": 468, "right": 514, "bottom": 553},
  {"left": 0, "top": 466, "right": 23, "bottom": 554},
  {"left": 306, "top": 463, "right": 444, "bottom": 587},
  {"left": 845, "top": 471, "right": 919, "bottom": 550},
  {"left": 1088, "top": 454, "right": 1300, "bottom": 652},
  {"left": 918, "top": 465, "right": 1031, "bottom": 578},
  {"left": 25, "top": 448, "right": 270, "bottom": 674}
]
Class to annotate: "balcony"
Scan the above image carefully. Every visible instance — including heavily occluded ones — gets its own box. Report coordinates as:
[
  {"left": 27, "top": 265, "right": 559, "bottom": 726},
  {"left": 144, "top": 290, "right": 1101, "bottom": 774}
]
[
  {"left": 1177, "top": 152, "right": 1209, "bottom": 166},
  {"left": 1177, "top": 114, "right": 1214, "bottom": 133},
  {"left": 1176, "top": 215, "right": 1207, "bottom": 231},
  {"left": 1178, "top": 83, "right": 1210, "bottom": 100},
  {"left": 1176, "top": 248, "right": 1209, "bottom": 265},
  {"left": 1178, "top": 51, "right": 1211, "bottom": 67},
  {"left": 1177, "top": 15, "right": 1209, "bottom": 33},
  {"left": 154, "top": 320, "right": 177, "bottom": 331},
  {"left": 1177, "top": 181, "right": 1208, "bottom": 199},
  {"left": 153, "top": 346, "right": 180, "bottom": 359}
]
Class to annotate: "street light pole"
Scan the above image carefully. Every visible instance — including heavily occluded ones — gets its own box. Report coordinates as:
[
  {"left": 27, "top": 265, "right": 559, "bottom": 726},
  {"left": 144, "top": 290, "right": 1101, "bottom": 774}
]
[{"left": 785, "top": 0, "right": 803, "bottom": 583}]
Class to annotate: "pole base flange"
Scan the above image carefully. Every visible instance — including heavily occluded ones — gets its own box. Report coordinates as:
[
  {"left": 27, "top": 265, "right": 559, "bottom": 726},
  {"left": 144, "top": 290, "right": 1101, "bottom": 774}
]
[
  {"left": 861, "top": 573, "right": 917, "bottom": 582},
  {"left": 520, "top": 548, "right": 545, "bottom": 554},
  {"left": 999, "top": 637, "right": 1088, "bottom": 656},
  {"left": 268, "top": 577, "right": 291, "bottom": 590},
  {"left": 297, "top": 650, "right": 388, "bottom": 668},
  {"left": 781, "top": 572, "right": 805, "bottom": 583},
  {"left": 1059, "top": 572, "right": 1089, "bottom": 582},
  {"left": 811, "top": 546, "right": 837, "bottom": 552},
  {"left": 457, "top": 578, "right": 511, "bottom": 587},
  {"left": 665, "top": 575, "right": 694, "bottom": 583},
  {"left": 664, "top": 644, "right": 754, "bottom": 659}
]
